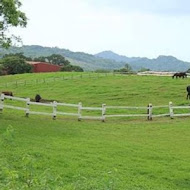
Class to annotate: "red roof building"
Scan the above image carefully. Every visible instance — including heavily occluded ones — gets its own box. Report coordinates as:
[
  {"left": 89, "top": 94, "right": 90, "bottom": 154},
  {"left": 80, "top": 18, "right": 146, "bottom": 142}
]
[{"left": 28, "top": 62, "right": 61, "bottom": 73}]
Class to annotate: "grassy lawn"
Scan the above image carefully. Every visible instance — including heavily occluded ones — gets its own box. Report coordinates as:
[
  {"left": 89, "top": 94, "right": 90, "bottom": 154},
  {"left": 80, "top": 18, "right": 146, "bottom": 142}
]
[{"left": 0, "top": 73, "right": 190, "bottom": 189}]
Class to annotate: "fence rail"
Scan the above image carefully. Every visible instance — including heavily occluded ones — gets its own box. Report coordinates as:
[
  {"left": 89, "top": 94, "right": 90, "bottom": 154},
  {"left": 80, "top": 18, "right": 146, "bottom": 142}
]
[
  {"left": 0, "top": 72, "right": 126, "bottom": 88},
  {"left": 1, "top": 94, "right": 190, "bottom": 122},
  {"left": 106, "top": 106, "right": 148, "bottom": 109},
  {"left": 3, "top": 105, "right": 27, "bottom": 111},
  {"left": 4, "top": 95, "right": 28, "bottom": 102}
]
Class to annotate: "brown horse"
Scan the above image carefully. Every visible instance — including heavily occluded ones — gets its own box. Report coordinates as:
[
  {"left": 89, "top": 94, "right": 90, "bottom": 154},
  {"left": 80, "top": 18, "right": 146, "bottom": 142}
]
[
  {"left": 2, "top": 91, "right": 13, "bottom": 96},
  {"left": 172, "top": 72, "right": 187, "bottom": 79}
]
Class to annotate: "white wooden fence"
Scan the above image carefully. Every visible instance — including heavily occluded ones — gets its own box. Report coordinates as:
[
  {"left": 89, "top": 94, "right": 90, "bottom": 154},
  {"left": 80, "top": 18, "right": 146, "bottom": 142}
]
[{"left": 0, "top": 94, "right": 190, "bottom": 121}]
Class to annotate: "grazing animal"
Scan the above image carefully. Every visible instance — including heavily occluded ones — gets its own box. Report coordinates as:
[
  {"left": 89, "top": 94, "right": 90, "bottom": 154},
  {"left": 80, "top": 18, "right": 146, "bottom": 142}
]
[
  {"left": 35, "top": 94, "right": 41, "bottom": 102},
  {"left": 187, "top": 86, "right": 190, "bottom": 100},
  {"left": 2, "top": 91, "right": 13, "bottom": 96},
  {"left": 172, "top": 72, "right": 187, "bottom": 79}
]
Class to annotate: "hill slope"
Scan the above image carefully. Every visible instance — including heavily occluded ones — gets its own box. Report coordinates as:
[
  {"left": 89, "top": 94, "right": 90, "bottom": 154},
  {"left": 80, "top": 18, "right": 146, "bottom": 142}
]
[
  {"left": 129, "top": 55, "right": 190, "bottom": 72},
  {"left": 1, "top": 45, "right": 190, "bottom": 71},
  {"left": 0, "top": 45, "right": 125, "bottom": 71},
  {"left": 95, "top": 50, "right": 141, "bottom": 63},
  {"left": 95, "top": 51, "right": 190, "bottom": 72},
  {"left": 1, "top": 73, "right": 190, "bottom": 189}
]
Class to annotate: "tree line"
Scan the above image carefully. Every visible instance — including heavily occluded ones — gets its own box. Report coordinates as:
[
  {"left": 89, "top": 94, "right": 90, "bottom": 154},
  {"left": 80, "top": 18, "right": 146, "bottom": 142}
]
[{"left": 0, "top": 53, "right": 84, "bottom": 75}]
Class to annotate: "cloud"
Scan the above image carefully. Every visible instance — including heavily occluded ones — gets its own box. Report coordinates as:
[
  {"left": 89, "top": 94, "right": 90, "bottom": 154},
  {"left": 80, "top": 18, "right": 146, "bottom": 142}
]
[
  {"left": 11, "top": 0, "right": 190, "bottom": 61},
  {"left": 89, "top": 0, "right": 190, "bottom": 16}
]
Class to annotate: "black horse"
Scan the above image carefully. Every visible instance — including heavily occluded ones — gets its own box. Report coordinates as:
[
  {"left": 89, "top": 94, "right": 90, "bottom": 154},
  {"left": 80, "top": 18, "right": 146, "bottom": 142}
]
[
  {"left": 172, "top": 72, "right": 187, "bottom": 79},
  {"left": 187, "top": 86, "right": 190, "bottom": 100},
  {"left": 35, "top": 94, "right": 41, "bottom": 102}
]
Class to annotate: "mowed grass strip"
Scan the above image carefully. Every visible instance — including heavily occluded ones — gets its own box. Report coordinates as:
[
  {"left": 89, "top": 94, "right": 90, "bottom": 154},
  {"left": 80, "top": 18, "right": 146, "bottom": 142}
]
[
  {"left": 0, "top": 73, "right": 190, "bottom": 189},
  {"left": 1, "top": 73, "right": 190, "bottom": 106}
]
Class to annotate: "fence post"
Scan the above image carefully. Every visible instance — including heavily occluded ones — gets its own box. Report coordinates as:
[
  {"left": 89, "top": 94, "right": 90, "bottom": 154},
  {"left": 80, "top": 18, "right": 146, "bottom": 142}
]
[
  {"left": 147, "top": 103, "right": 152, "bottom": 120},
  {"left": 169, "top": 102, "right": 174, "bottom": 119},
  {"left": 102, "top": 104, "right": 106, "bottom": 122},
  {"left": 53, "top": 101, "right": 57, "bottom": 120},
  {"left": 78, "top": 102, "right": 82, "bottom": 121},
  {"left": 0, "top": 94, "right": 5, "bottom": 112},
  {"left": 25, "top": 98, "right": 30, "bottom": 117}
]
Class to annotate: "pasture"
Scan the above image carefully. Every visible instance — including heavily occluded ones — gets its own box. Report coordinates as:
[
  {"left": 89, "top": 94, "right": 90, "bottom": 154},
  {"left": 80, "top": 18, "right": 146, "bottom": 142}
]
[{"left": 0, "top": 73, "right": 190, "bottom": 189}]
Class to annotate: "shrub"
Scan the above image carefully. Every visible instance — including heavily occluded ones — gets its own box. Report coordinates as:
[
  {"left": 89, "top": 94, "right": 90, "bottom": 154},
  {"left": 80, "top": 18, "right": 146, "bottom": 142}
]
[
  {"left": 61, "top": 65, "right": 83, "bottom": 72},
  {"left": 0, "top": 56, "right": 32, "bottom": 75},
  {"left": 95, "top": 69, "right": 111, "bottom": 73}
]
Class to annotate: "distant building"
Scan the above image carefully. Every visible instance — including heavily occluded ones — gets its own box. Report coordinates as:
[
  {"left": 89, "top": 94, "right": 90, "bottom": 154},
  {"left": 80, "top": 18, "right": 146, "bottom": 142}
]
[{"left": 28, "top": 62, "right": 61, "bottom": 73}]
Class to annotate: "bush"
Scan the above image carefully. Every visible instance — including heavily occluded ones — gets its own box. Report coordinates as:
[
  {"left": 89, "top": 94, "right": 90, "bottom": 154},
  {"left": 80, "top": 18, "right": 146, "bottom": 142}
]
[
  {"left": 114, "top": 63, "right": 134, "bottom": 73},
  {"left": 61, "top": 65, "right": 83, "bottom": 72},
  {"left": 0, "top": 64, "right": 4, "bottom": 75},
  {"left": 34, "top": 54, "right": 70, "bottom": 66},
  {"left": 95, "top": 69, "right": 111, "bottom": 73},
  {"left": 0, "top": 56, "right": 32, "bottom": 75},
  {"left": 138, "top": 68, "right": 150, "bottom": 72}
]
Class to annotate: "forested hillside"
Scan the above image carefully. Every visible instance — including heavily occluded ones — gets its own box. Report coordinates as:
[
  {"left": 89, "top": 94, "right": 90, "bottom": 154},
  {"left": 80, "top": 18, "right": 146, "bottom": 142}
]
[
  {"left": 1, "top": 45, "right": 190, "bottom": 71},
  {"left": 0, "top": 46, "right": 125, "bottom": 71},
  {"left": 96, "top": 51, "right": 190, "bottom": 72}
]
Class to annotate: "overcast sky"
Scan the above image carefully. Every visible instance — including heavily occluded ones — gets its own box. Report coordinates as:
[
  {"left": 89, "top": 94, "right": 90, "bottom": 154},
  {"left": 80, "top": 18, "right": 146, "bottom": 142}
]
[{"left": 12, "top": 0, "right": 190, "bottom": 61}]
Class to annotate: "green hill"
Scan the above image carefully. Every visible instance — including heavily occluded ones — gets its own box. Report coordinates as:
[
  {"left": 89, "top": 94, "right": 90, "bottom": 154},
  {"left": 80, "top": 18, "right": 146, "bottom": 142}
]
[
  {"left": 0, "top": 72, "right": 190, "bottom": 189},
  {"left": 96, "top": 51, "right": 190, "bottom": 72},
  {"left": 0, "top": 45, "right": 125, "bottom": 71},
  {"left": 95, "top": 50, "right": 141, "bottom": 62},
  {"left": 2, "top": 45, "right": 190, "bottom": 71}
]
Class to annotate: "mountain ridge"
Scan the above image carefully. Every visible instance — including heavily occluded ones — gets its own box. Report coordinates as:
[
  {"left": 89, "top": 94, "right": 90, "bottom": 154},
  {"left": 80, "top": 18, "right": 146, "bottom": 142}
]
[
  {"left": 1, "top": 45, "right": 190, "bottom": 72},
  {"left": 95, "top": 51, "right": 190, "bottom": 72},
  {"left": 95, "top": 50, "right": 141, "bottom": 63}
]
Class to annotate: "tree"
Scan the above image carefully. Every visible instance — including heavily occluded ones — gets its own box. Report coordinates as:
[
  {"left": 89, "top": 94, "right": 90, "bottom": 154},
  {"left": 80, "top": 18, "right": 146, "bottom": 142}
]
[
  {"left": 114, "top": 63, "right": 133, "bottom": 73},
  {"left": 0, "top": 0, "right": 27, "bottom": 48},
  {"left": 0, "top": 63, "right": 4, "bottom": 75},
  {"left": 33, "top": 56, "right": 46, "bottom": 62},
  {"left": 186, "top": 68, "right": 190, "bottom": 73},
  {"left": 33, "top": 54, "right": 83, "bottom": 72},
  {"left": 124, "top": 63, "right": 132, "bottom": 72},
  {"left": 0, "top": 56, "right": 32, "bottom": 74},
  {"left": 47, "top": 54, "right": 70, "bottom": 66},
  {"left": 34, "top": 54, "right": 70, "bottom": 66},
  {"left": 3, "top": 52, "right": 32, "bottom": 61}
]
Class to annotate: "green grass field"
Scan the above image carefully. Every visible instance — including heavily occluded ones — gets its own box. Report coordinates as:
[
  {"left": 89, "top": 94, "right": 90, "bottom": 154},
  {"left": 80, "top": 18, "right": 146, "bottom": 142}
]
[{"left": 0, "top": 73, "right": 190, "bottom": 189}]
